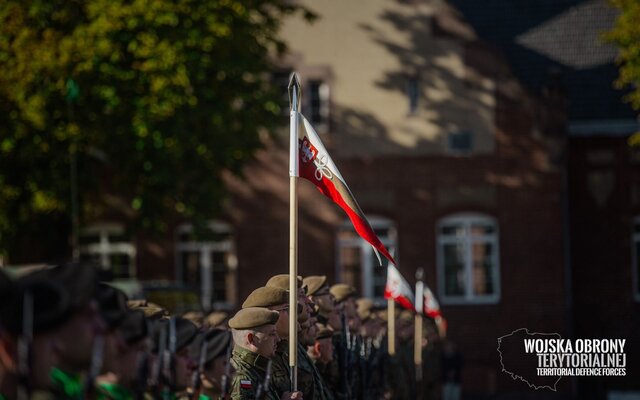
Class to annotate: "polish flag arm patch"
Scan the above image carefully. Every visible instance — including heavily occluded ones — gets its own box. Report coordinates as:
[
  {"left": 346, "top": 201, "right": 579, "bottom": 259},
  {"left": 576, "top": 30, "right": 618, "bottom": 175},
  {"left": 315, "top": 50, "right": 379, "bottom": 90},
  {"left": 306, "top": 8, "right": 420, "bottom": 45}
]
[{"left": 240, "top": 379, "right": 252, "bottom": 389}]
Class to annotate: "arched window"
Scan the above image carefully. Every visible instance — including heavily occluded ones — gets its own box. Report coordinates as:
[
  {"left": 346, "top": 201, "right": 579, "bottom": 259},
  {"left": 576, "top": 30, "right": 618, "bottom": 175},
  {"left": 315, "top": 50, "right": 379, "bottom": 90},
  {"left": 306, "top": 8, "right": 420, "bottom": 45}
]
[
  {"left": 336, "top": 216, "right": 397, "bottom": 300},
  {"left": 437, "top": 213, "right": 500, "bottom": 304},
  {"left": 175, "top": 221, "right": 237, "bottom": 310},
  {"left": 80, "top": 223, "right": 136, "bottom": 279}
]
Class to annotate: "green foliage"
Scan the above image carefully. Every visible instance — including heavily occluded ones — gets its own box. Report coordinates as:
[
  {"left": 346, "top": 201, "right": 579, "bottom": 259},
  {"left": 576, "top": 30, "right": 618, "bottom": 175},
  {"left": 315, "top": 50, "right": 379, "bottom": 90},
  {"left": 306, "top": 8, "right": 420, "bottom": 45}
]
[
  {"left": 0, "top": 0, "right": 315, "bottom": 262},
  {"left": 607, "top": 0, "right": 640, "bottom": 110}
]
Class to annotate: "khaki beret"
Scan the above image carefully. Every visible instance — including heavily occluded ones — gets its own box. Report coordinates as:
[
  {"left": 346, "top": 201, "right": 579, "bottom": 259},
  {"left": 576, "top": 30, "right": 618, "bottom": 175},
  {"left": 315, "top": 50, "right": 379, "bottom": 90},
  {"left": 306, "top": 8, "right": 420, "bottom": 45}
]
[
  {"left": 204, "top": 311, "right": 229, "bottom": 328},
  {"left": 377, "top": 310, "right": 388, "bottom": 322},
  {"left": 266, "top": 274, "right": 304, "bottom": 291},
  {"left": 130, "top": 304, "right": 168, "bottom": 321},
  {"left": 242, "top": 286, "right": 289, "bottom": 309},
  {"left": 229, "top": 307, "right": 279, "bottom": 330},
  {"left": 182, "top": 311, "right": 204, "bottom": 327},
  {"left": 303, "top": 276, "right": 330, "bottom": 296},
  {"left": 329, "top": 284, "right": 356, "bottom": 303},
  {"left": 356, "top": 298, "right": 374, "bottom": 321},
  {"left": 315, "top": 325, "right": 333, "bottom": 340},
  {"left": 399, "top": 309, "right": 414, "bottom": 322}
]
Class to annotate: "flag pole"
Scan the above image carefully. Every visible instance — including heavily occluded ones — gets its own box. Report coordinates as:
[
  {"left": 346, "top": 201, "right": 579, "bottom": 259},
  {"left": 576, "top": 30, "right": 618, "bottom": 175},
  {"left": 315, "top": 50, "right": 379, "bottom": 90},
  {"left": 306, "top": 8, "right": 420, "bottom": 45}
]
[
  {"left": 387, "top": 298, "right": 395, "bottom": 356},
  {"left": 288, "top": 72, "right": 301, "bottom": 392},
  {"left": 414, "top": 268, "right": 424, "bottom": 393}
]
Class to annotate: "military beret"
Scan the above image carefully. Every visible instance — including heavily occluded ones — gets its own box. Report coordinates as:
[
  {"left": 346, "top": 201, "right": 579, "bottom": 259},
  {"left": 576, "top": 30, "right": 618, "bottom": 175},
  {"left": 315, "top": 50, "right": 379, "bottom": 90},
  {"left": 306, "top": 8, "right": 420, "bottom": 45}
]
[
  {"left": 242, "top": 286, "right": 289, "bottom": 309},
  {"left": 119, "top": 310, "right": 149, "bottom": 345},
  {"left": 266, "top": 274, "right": 304, "bottom": 291},
  {"left": 399, "top": 309, "right": 414, "bottom": 322},
  {"left": 38, "top": 263, "right": 100, "bottom": 310},
  {"left": 152, "top": 317, "right": 199, "bottom": 353},
  {"left": 377, "top": 310, "right": 388, "bottom": 322},
  {"left": 128, "top": 301, "right": 168, "bottom": 321},
  {"left": 182, "top": 310, "right": 204, "bottom": 328},
  {"left": 356, "top": 298, "right": 374, "bottom": 321},
  {"left": 97, "top": 283, "right": 129, "bottom": 328},
  {"left": 204, "top": 311, "right": 229, "bottom": 328},
  {"left": 0, "top": 272, "right": 73, "bottom": 334},
  {"left": 329, "top": 284, "right": 356, "bottom": 303},
  {"left": 315, "top": 325, "right": 333, "bottom": 340},
  {"left": 229, "top": 307, "right": 279, "bottom": 330},
  {"left": 190, "top": 328, "right": 232, "bottom": 365},
  {"left": 303, "top": 276, "right": 330, "bottom": 297}
]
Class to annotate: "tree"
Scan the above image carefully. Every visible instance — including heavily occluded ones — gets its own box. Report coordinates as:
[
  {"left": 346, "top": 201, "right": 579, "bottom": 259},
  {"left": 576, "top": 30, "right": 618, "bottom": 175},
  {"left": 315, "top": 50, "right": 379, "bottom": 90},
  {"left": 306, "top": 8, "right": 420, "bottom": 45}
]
[
  {"left": 607, "top": 0, "right": 640, "bottom": 111},
  {"left": 0, "top": 0, "right": 315, "bottom": 262}
]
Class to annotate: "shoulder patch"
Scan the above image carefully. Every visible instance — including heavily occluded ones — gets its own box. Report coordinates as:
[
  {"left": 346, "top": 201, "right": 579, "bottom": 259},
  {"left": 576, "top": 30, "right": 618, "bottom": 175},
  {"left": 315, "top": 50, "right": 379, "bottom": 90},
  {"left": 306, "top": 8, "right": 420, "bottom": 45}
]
[{"left": 240, "top": 379, "right": 252, "bottom": 389}]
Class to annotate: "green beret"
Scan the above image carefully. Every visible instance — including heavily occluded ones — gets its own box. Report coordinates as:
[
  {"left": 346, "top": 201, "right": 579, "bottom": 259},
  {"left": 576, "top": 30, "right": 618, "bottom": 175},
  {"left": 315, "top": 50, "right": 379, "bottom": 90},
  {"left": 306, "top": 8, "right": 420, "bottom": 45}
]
[
  {"left": 303, "top": 276, "right": 329, "bottom": 296},
  {"left": 97, "top": 283, "right": 129, "bottom": 328},
  {"left": 229, "top": 307, "right": 279, "bottom": 330},
  {"left": 356, "top": 298, "right": 374, "bottom": 321},
  {"left": 242, "top": 286, "right": 289, "bottom": 309},
  {"left": 204, "top": 311, "right": 229, "bottom": 328},
  {"left": 315, "top": 325, "right": 333, "bottom": 340},
  {"left": 0, "top": 272, "right": 73, "bottom": 334},
  {"left": 329, "top": 284, "right": 356, "bottom": 303},
  {"left": 266, "top": 274, "right": 304, "bottom": 291},
  {"left": 152, "top": 317, "right": 198, "bottom": 353},
  {"left": 190, "top": 329, "right": 232, "bottom": 365},
  {"left": 119, "top": 310, "right": 149, "bottom": 345}
]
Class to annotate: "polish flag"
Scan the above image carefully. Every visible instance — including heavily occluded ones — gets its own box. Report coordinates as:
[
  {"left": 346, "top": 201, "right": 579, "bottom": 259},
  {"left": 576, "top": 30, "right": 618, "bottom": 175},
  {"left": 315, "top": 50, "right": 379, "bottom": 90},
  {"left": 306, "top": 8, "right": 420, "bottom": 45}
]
[
  {"left": 384, "top": 264, "right": 415, "bottom": 310},
  {"left": 423, "top": 285, "right": 442, "bottom": 318},
  {"left": 298, "top": 114, "right": 395, "bottom": 266}
]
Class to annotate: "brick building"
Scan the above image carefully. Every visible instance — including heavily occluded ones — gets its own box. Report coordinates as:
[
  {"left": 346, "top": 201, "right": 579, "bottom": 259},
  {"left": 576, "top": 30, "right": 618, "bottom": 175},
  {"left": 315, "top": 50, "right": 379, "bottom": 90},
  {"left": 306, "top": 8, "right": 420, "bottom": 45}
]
[{"left": 11, "top": 0, "right": 639, "bottom": 399}]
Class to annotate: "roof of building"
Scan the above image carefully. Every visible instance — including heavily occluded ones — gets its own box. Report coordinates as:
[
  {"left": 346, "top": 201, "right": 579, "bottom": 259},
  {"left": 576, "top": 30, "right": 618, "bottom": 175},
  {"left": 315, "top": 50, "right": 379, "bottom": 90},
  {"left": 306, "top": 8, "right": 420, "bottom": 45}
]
[{"left": 449, "top": 0, "right": 636, "bottom": 123}]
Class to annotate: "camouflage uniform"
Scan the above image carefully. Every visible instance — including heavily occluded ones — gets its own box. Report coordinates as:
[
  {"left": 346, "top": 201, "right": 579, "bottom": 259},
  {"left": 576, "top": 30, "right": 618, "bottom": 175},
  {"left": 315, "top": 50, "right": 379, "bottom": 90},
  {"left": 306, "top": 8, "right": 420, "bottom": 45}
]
[
  {"left": 230, "top": 346, "right": 280, "bottom": 400},
  {"left": 270, "top": 339, "right": 292, "bottom": 395},
  {"left": 297, "top": 343, "right": 334, "bottom": 400}
]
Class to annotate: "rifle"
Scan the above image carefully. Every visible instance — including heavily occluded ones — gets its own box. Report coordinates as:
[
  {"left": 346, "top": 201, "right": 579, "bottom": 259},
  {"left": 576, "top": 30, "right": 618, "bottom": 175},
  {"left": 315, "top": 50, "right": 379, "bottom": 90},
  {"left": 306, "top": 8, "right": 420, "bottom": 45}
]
[
  {"left": 17, "top": 291, "right": 33, "bottom": 400},
  {"left": 191, "top": 336, "right": 208, "bottom": 400},
  {"left": 339, "top": 312, "right": 351, "bottom": 398},
  {"left": 163, "top": 317, "right": 177, "bottom": 400},
  {"left": 152, "top": 324, "right": 167, "bottom": 400},
  {"left": 219, "top": 344, "right": 233, "bottom": 400},
  {"left": 84, "top": 333, "right": 105, "bottom": 398},
  {"left": 134, "top": 351, "right": 150, "bottom": 400},
  {"left": 254, "top": 359, "right": 272, "bottom": 399}
]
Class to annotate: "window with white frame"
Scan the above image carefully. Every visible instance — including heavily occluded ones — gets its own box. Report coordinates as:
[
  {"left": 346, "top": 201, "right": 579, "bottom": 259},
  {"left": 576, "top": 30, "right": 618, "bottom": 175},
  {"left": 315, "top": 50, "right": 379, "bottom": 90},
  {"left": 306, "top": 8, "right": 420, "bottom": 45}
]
[
  {"left": 80, "top": 223, "right": 136, "bottom": 279},
  {"left": 437, "top": 213, "right": 500, "bottom": 304},
  {"left": 307, "top": 80, "right": 330, "bottom": 130},
  {"left": 337, "top": 217, "right": 397, "bottom": 300},
  {"left": 176, "top": 221, "right": 237, "bottom": 310},
  {"left": 632, "top": 217, "right": 640, "bottom": 301}
]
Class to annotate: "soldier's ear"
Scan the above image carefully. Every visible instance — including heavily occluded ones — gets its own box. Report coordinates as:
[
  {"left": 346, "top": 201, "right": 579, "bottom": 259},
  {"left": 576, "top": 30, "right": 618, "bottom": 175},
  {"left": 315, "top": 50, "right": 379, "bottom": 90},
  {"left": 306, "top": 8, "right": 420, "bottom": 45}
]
[
  {"left": 313, "top": 342, "right": 321, "bottom": 357},
  {"left": 246, "top": 331, "right": 256, "bottom": 347}
]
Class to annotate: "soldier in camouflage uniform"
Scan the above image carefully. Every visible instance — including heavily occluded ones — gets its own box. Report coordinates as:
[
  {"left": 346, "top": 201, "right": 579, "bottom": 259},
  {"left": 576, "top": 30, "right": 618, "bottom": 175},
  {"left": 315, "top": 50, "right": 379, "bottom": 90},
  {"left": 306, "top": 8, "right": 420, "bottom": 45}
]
[{"left": 228, "top": 307, "right": 302, "bottom": 400}]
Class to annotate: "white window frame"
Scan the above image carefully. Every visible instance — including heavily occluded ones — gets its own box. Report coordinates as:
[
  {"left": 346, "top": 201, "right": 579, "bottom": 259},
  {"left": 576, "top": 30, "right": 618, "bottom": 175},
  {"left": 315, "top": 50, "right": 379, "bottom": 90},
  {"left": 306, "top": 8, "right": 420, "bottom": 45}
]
[
  {"left": 306, "top": 79, "right": 330, "bottom": 133},
  {"left": 80, "top": 222, "right": 136, "bottom": 278},
  {"left": 336, "top": 216, "right": 397, "bottom": 301},
  {"left": 175, "top": 221, "right": 236, "bottom": 310},
  {"left": 436, "top": 213, "right": 500, "bottom": 305},
  {"left": 631, "top": 217, "right": 640, "bottom": 302}
]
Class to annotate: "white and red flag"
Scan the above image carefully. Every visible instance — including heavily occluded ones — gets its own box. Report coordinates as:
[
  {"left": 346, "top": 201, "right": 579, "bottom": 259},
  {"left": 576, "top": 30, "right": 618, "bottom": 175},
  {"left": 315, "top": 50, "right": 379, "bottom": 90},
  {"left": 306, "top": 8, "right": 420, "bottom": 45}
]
[
  {"left": 423, "top": 285, "right": 442, "bottom": 318},
  {"left": 297, "top": 114, "right": 396, "bottom": 266},
  {"left": 384, "top": 264, "right": 415, "bottom": 310}
]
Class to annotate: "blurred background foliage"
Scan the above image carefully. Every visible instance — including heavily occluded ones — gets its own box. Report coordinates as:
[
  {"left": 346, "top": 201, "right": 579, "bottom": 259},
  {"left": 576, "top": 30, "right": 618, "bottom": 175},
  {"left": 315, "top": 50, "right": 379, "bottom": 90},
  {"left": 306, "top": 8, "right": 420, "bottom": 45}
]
[{"left": 0, "top": 0, "right": 315, "bottom": 262}]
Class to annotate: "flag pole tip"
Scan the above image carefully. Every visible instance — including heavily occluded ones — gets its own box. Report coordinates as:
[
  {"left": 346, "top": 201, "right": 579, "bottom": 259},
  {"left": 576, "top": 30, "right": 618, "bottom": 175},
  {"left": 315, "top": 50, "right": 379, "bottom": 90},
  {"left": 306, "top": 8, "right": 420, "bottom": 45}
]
[{"left": 288, "top": 72, "right": 301, "bottom": 111}]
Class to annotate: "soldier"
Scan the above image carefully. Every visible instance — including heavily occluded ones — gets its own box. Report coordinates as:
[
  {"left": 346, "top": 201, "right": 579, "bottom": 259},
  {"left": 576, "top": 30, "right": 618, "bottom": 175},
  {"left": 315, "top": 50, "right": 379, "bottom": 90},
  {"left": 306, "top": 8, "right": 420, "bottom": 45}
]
[
  {"left": 296, "top": 311, "right": 333, "bottom": 400},
  {"left": 189, "top": 328, "right": 233, "bottom": 400},
  {"left": 302, "top": 277, "right": 340, "bottom": 332},
  {"left": 150, "top": 317, "right": 199, "bottom": 398},
  {"left": 328, "top": 284, "right": 358, "bottom": 400},
  {"left": 228, "top": 308, "right": 302, "bottom": 400},
  {"left": 241, "top": 286, "right": 292, "bottom": 396},
  {"left": 183, "top": 311, "right": 205, "bottom": 329},
  {"left": 265, "top": 275, "right": 312, "bottom": 319},
  {"left": 95, "top": 310, "right": 151, "bottom": 399},
  {"left": 203, "top": 311, "right": 230, "bottom": 330}
]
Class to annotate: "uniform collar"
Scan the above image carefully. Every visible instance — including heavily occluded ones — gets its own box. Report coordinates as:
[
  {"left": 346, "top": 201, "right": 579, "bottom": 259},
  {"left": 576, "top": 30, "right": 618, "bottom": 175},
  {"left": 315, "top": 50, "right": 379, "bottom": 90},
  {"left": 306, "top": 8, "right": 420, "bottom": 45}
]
[
  {"left": 234, "top": 346, "right": 270, "bottom": 371},
  {"left": 276, "top": 339, "right": 289, "bottom": 353}
]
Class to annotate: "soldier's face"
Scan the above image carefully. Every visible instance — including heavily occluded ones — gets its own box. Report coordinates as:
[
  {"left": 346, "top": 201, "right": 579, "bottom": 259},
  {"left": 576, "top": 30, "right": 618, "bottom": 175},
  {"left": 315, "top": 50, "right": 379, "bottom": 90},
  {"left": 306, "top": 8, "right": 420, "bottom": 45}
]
[
  {"left": 252, "top": 325, "right": 279, "bottom": 358},
  {"left": 175, "top": 346, "right": 197, "bottom": 389},
  {"left": 52, "top": 301, "right": 106, "bottom": 373},
  {"left": 202, "top": 354, "right": 234, "bottom": 391},
  {"left": 270, "top": 305, "right": 289, "bottom": 339},
  {"left": 317, "top": 337, "right": 333, "bottom": 363}
]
